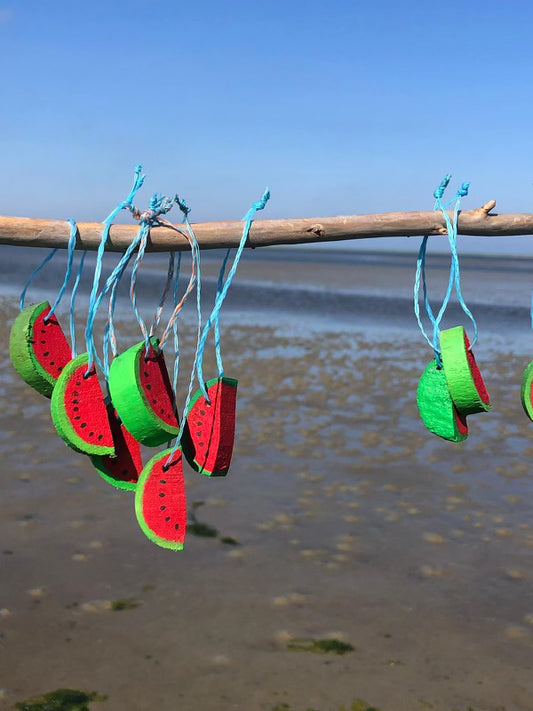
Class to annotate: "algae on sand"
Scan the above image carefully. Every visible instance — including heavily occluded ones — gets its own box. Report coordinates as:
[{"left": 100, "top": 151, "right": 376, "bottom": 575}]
[
  {"left": 15, "top": 688, "right": 106, "bottom": 711},
  {"left": 286, "top": 637, "right": 355, "bottom": 655}
]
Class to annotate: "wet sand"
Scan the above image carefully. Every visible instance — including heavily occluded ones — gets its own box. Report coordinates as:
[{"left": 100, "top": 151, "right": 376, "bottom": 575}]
[{"left": 1, "top": 248, "right": 533, "bottom": 711}]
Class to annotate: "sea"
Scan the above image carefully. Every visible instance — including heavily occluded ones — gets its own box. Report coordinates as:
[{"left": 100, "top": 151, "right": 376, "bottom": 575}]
[{"left": 0, "top": 244, "right": 532, "bottom": 711}]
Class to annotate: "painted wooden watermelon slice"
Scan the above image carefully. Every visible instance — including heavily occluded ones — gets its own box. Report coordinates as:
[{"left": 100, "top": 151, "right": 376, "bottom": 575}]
[
  {"left": 90, "top": 402, "right": 142, "bottom": 490},
  {"left": 50, "top": 353, "right": 114, "bottom": 456},
  {"left": 108, "top": 337, "right": 179, "bottom": 447},
  {"left": 417, "top": 360, "right": 468, "bottom": 442},
  {"left": 9, "top": 301, "right": 71, "bottom": 398},
  {"left": 439, "top": 325, "right": 490, "bottom": 415},
  {"left": 520, "top": 360, "right": 533, "bottom": 421},
  {"left": 135, "top": 448, "right": 186, "bottom": 550},
  {"left": 182, "top": 377, "right": 238, "bottom": 476}
]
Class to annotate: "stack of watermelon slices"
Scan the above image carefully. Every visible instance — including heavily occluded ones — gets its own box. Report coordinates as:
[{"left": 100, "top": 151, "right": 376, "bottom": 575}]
[
  {"left": 8, "top": 303, "right": 238, "bottom": 551},
  {"left": 417, "top": 325, "right": 491, "bottom": 442}
]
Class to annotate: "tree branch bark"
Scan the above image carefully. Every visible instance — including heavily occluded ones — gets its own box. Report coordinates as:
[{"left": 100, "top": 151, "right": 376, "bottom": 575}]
[{"left": 0, "top": 201, "right": 531, "bottom": 252}]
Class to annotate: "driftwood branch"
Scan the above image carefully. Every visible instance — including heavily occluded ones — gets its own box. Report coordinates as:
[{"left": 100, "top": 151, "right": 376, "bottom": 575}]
[{"left": 0, "top": 200, "right": 531, "bottom": 252}]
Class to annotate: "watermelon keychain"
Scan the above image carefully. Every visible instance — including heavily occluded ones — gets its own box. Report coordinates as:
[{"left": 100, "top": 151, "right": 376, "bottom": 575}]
[
  {"left": 51, "top": 171, "right": 152, "bottom": 457},
  {"left": 414, "top": 176, "right": 489, "bottom": 440},
  {"left": 107, "top": 193, "right": 198, "bottom": 447},
  {"left": 181, "top": 189, "right": 270, "bottom": 476},
  {"left": 9, "top": 223, "right": 78, "bottom": 397}
]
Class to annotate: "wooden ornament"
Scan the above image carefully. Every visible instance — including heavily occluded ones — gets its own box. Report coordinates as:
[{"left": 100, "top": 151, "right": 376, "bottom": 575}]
[
  {"left": 135, "top": 448, "right": 186, "bottom": 550},
  {"left": 182, "top": 377, "right": 238, "bottom": 477},
  {"left": 417, "top": 360, "right": 468, "bottom": 442},
  {"left": 90, "top": 402, "right": 143, "bottom": 490},
  {"left": 520, "top": 360, "right": 533, "bottom": 421},
  {"left": 9, "top": 301, "right": 71, "bottom": 398},
  {"left": 50, "top": 353, "right": 114, "bottom": 456},
  {"left": 439, "top": 325, "right": 490, "bottom": 415},
  {"left": 108, "top": 337, "right": 180, "bottom": 447}
]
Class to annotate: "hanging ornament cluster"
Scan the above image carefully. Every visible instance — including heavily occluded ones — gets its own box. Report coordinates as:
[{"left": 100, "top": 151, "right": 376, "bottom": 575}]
[
  {"left": 414, "top": 176, "right": 491, "bottom": 442},
  {"left": 8, "top": 167, "right": 270, "bottom": 550}
]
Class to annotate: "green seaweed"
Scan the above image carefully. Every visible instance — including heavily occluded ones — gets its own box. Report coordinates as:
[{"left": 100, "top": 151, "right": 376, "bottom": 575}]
[
  {"left": 187, "top": 521, "right": 219, "bottom": 538},
  {"left": 15, "top": 688, "right": 106, "bottom": 711},
  {"left": 287, "top": 637, "right": 354, "bottom": 655},
  {"left": 110, "top": 598, "right": 140, "bottom": 611},
  {"left": 270, "top": 701, "right": 381, "bottom": 711}
]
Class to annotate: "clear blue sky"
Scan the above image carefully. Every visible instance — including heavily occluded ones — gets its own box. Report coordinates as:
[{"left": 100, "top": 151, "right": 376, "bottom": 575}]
[{"left": 1, "top": 0, "right": 532, "bottom": 253}]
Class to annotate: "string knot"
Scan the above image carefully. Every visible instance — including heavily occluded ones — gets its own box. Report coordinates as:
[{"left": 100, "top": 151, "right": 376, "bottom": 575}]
[
  {"left": 457, "top": 182, "right": 470, "bottom": 197},
  {"left": 433, "top": 174, "right": 451, "bottom": 200}
]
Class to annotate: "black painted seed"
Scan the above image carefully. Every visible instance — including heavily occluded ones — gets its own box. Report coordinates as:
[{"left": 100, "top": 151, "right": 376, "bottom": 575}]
[
  {"left": 160, "top": 505, "right": 166, "bottom": 511},
  {"left": 160, "top": 409, "right": 164, "bottom": 414},
  {"left": 81, "top": 422, "right": 87, "bottom": 428},
  {"left": 41, "top": 329, "right": 46, "bottom": 334},
  {"left": 89, "top": 432, "right": 94, "bottom": 437},
  {"left": 57, "top": 366, "right": 62, "bottom": 372},
  {"left": 174, "top": 524, "right": 179, "bottom": 530},
  {"left": 40, "top": 340, "right": 45, "bottom": 344},
  {"left": 144, "top": 372, "right": 149, "bottom": 378},
  {"left": 146, "top": 384, "right": 151, "bottom": 390},
  {"left": 152, "top": 399, "right": 157, "bottom": 404},
  {"left": 196, "top": 431, "right": 202, "bottom": 437},
  {"left": 200, "top": 410, "right": 206, "bottom": 416},
  {"left": 199, "top": 442, "right": 205, "bottom": 447},
  {"left": 76, "top": 381, "right": 81, "bottom": 386},
  {"left": 196, "top": 421, "right": 202, "bottom": 426},
  {"left": 98, "top": 435, "right": 103, "bottom": 441},
  {"left": 44, "top": 351, "right": 49, "bottom": 357},
  {"left": 160, "top": 479, "right": 166, "bottom": 484},
  {"left": 74, "top": 416, "right": 81, "bottom": 420},
  {"left": 73, "top": 407, "right": 79, "bottom": 412},
  {"left": 72, "top": 399, "right": 79, "bottom": 404},
  {"left": 73, "top": 391, "right": 79, "bottom": 396},
  {"left": 165, "top": 516, "right": 170, "bottom": 522},
  {"left": 50, "top": 361, "right": 54, "bottom": 365},
  {"left": 159, "top": 493, "right": 165, "bottom": 498}
]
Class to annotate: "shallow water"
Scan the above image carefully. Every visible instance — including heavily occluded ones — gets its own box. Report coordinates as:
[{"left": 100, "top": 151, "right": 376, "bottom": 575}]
[{"left": 1, "top": 247, "right": 533, "bottom": 711}]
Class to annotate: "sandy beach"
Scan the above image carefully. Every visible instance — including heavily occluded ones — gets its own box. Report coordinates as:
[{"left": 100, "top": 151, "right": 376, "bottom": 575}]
[{"left": 1, "top": 246, "right": 533, "bottom": 711}]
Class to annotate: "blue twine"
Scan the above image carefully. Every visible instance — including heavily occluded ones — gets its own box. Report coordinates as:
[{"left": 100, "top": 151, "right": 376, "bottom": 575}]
[
  {"left": 85, "top": 166, "right": 146, "bottom": 375},
  {"left": 172, "top": 252, "right": 183, "bottom": 396},
  {"left": 150, "top": 252, "right": 176, "bottom": 337},
  {"left": 69, "top": 250, "right": 87, "bottom": 358},
  {"left": 45, "top": 219, "right": 78, "bottom": 322},
  {"left": 214, "top": 248, "right": 231, "bottom": 376},
  {"left": 414, "top": 178, "right": 477, "bottom": 361},
  {"left": 165, "top": 198, "right": 203, "bottom": 468},
  {"left": 19, "top": 248, "right": 57, "bottom": 311},
  {"left": 195, "top": 187, "right": 270, "bottom": 401}
]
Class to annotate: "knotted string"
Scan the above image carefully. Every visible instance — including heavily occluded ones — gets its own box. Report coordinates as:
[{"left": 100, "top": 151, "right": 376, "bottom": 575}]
[
  {"left": 195, "top": 187, "right": 270, "bottom": 401},
  {"left": 45, "top": 219, "right": 79, "bottom": 322},
  {"left": 85, "top": 166, "right": 146, "bottom": 375},
  {"left": 414, "top": 176, "right": 476, "bottom": 364},
  {"left": 128, "top": 193, "right": 177, "bottom": 357}
]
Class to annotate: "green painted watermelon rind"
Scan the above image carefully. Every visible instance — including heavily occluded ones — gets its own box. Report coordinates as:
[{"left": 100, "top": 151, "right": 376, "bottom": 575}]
[
  {"left": 416, "top": 361, "right": 468, "bottom": 443},
  {"left": 50, "top": 352, "right": 114, "bottom": 456},
  {"left": 135, "top": 448, "right": 184, "bottom": 551},
  {"left": 520, "top": 360, "right": 533, "bottom": 421},
  {"left": 182, "top": 376, "right": 238, "bottom": 477},
  {"left": 440, "top": 325, "right": 491, "bottom": 415},
  {"left": 108, "top": 338, "right": 179, "bottom": 448},
  {"left": 9, "top": 301, "right": 56, "bottom": 398},
  {"left": 89, "top": 455, "right": 137, "bottom": 491}
]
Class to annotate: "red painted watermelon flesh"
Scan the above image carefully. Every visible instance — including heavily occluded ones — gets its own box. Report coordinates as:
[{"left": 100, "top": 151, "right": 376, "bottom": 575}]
[
  {"left": 140, "top": 341, "right": 179, "bottom": 428},
  {"left": 92, "top": 405, "right": 142, "bottom": 488},
  {"left": 65, "top": 364, "right": 114, "bottom": 448},
  {"left": 453, "top": 405, "right": 468, "bottom": 435},
  {"left": 464, "top": 331, "right": 489, "bottom": 405},
  {"left": 32, "top": 305, "right": 71, "bottom": 378},
  {"left": 182, "top": 377, "right": 238, "bottom": 477},
  {"left": 135, "top": 449, "right": 186, "bottom": 550}
]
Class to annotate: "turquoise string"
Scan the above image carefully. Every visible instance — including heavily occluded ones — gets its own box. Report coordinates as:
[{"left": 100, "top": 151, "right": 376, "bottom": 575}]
[
  {"left": 172, "top": 252, "right": 182, "bottom": 396},
  {"left": 85, "top": 166, "right": 146, "bottom": 375},
  {"left": 150, "top": 252, "right": 176, "bottom": 337},
  {"left": 69, "top": 250, "right": 87, "bottom": 358},
  {"left": 19, "top": 249, "right": 57, "bottom": 311},
  {"left": 414, "top": 177, "right": 475, "bottom": 363},
  {"left": 46, "top": 219, "right": 78, "bottom": 322},
  {"left": 195, "top": 187, "right": 270, "bottom": 401},
  {"left": 213, "top": 249, "right": 232, "bottom": 377},
  {"left": 165, "top": 199, "right": 203, "bottom": 468}
]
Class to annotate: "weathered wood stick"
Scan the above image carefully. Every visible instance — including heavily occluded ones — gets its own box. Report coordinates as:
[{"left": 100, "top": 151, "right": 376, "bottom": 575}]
[{"left": 0, "top": 200, "right": 531, "bottom": 252}]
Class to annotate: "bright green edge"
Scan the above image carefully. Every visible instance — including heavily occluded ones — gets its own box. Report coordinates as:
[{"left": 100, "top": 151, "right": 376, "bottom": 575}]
[
  {"left": 108, "top": 338, "right": 179, "bottom": 447},
  {"left": 134, "top": 448, "right": 184, "bottom": 550},
  {"left": 440, "top": 325, "right": 490, "bottom": 415},
  {"left": 9, "top": 301, "right": 56, "bottom": 398},
  {"left": 520, "top": 360, "right": 533, "bottom": 421},
  {"left": 182, "top": 376, "right": 238, "bottom": 477},
  {"left": 416, "top": 361, "right": 467, "bottom": 442},
  {"left": 89, "top": 455, "right": 137, "bottom": 491},
  {"left": 50, "top": 353, "right": 114, "bottom": 456}
]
